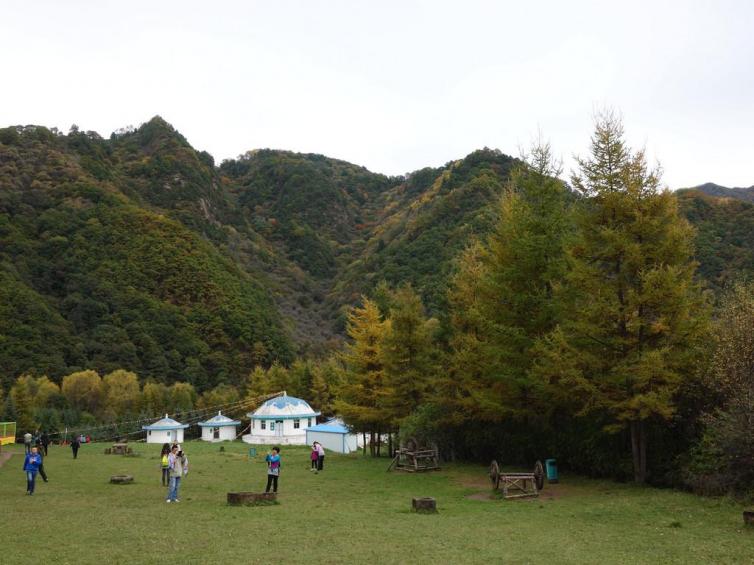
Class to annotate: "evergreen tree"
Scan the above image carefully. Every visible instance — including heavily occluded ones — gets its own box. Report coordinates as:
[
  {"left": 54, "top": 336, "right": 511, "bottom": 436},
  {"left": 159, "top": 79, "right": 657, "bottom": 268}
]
[
  {"left": 442, "top": 141, "right": 571, "bottom": 426},
  {"left": 334, "top": 298, "right": 390, "bottom": 454},
  {"left": 534, "top": 112, "right": 710, "bottom": 483},
  {"left": 381, "top": 285, "right": 438, "bottom": 428}
]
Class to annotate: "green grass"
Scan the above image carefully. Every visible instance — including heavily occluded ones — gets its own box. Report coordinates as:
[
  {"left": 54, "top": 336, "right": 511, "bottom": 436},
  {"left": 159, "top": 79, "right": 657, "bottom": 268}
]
[{"left": 1, "top": 442, "right": 752, "bottom": 564}]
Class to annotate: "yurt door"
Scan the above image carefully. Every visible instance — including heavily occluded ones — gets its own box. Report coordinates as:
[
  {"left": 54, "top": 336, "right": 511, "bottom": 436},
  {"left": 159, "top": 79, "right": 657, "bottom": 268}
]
[
  {"left": 275, "top": 420, "right": 283, "bottom": 437},
  {"left": 213, "top": 427, "right": 220, "bottom": 439}
]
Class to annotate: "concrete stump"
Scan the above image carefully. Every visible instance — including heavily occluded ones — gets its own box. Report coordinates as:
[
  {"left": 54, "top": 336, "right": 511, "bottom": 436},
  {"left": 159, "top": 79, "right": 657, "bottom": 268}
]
[
  {"left": 110, "top": 474, "right": 134, "bottom": 484},
  {"left": 744, "top": 511, "right": 754, "bottom": 527},
  {"left": 412, "top": 497, "right": 437, "bottom": 513},
  {"left": 227, "top": 492, "right": 278, "bottom": 506}
]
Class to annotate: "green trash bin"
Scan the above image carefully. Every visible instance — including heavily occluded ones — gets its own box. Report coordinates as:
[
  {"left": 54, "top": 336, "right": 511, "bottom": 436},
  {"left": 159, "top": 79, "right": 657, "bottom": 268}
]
[
  {"left": 545, "top": 459, "right": 559, "bottom": 483},
  {"left": 248, "top": 447, "right": 257, "bottom": 458}
]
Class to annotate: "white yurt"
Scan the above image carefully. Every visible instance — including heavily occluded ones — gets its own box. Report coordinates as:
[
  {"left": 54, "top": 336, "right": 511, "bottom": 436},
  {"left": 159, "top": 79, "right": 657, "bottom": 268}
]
[
  {"left": 198, "top": 411, "right": 240, "bottom": 442},
  {"left": 242, "top": 393, "right": 320, "bottom": 445},
  {"left": 305, "top": 418, "right": 360, "bottom": 454},
  {"left": 142, "top": 414, "right": 189, "bottom": 444}
]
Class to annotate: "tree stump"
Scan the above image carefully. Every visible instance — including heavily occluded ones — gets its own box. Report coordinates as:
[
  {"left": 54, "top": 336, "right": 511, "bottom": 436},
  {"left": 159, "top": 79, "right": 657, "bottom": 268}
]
[
  {"left": 227, "top": 492, "right": 278, "bottom": 506},
  {"left": 744, "top": 511, "right": 754, "bottom": 527},
  {"left": 110, "top": 475, "right": 134, "bottom": 484},
  {"left": 412, "top": 497, "right": 437, "bottom": 513},
  {"left": 104, "top": 448, "right": 112, "bottom": 455}
]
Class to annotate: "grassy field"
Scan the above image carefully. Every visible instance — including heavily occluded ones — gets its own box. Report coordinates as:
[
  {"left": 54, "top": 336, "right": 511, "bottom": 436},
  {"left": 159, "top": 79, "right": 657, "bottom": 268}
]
[{"left": 1, "top": 441, "right": 752, "bottom": 564}]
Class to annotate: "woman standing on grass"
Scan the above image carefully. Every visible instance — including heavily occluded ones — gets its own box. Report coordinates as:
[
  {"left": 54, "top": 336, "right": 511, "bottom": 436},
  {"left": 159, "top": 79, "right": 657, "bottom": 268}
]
[
  {"left": 160, "top": 443, "right": 171, "bottom": 486},
  {"left": 316, "top": 441, "right": 325, "bottom": 471},
  {"left": 310, "top": 444, "right": 319, "bottom": 472},
  {"left": 165, "top": 445, "right": 186, "bottom": 502},
  {"left": 23, "top": 446, "right": 42, "bottom": 495},
  {"left": 265, "top": 447, "right": 281, "bottom": 493}
]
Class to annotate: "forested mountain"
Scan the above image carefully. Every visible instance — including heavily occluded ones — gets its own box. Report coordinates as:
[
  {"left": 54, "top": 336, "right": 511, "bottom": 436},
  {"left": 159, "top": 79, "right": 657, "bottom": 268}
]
[
  {"left": 689, "top": 182, "right": 754, "bottom": 204},
  {"left": 1, "top": 117, "right": 752, "bottom": 391}
]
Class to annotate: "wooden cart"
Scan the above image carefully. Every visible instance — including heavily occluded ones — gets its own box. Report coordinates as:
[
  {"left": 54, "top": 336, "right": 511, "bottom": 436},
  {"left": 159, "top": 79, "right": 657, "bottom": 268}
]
[
  {"left": 488, "top": 460, "right": 545, "bottom": 499},
  {"left": 387, "top": 437, "right": 441, "bottom": 472}
]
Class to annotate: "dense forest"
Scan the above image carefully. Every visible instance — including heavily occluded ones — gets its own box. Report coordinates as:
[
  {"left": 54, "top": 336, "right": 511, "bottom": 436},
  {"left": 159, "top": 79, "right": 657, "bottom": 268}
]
[{"left": 2, "top": 115, "right": 753, "bottom": 496}]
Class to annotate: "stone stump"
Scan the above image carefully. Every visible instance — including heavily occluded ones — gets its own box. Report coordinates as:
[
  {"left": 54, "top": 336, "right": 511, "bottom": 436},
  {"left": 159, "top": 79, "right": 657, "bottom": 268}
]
[
  {"left": 412, "top": 496, "right": 437, "bottom": 513},
  {"left": 227, "top": 492, "right": 278, "bottom": 506},
  {"left": 110, "top": 474, "right": 134, "bottom": 484},
  {"left": 744, "top": 511, "right": 754, "bottom": 527}
]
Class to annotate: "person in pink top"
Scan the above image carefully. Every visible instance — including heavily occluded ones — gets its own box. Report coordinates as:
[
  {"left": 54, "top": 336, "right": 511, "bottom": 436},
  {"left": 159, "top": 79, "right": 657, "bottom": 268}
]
[
  {"left": 315, "top": 441, "right": 325, "bottom": 471},
  {"left": 310, "top": 444, "right": 319, "bottom": 472}
]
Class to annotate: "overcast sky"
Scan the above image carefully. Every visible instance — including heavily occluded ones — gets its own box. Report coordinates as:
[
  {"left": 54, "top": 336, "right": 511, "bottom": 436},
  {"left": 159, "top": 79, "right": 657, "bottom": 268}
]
[{"left": 1, "top": 1, "right": 752, "bottom": 188}]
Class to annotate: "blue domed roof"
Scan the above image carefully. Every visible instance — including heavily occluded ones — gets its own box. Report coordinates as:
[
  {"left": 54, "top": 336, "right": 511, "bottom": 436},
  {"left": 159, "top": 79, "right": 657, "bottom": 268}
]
[
  {"left": 198, "top": 411, "right": 241, "bottom": 427},
  {"left": 248, "top": 394, "right": 320, "bottom": 420},
  {"left": 142, "top": 414, "right": 189, "bottom": 431}
]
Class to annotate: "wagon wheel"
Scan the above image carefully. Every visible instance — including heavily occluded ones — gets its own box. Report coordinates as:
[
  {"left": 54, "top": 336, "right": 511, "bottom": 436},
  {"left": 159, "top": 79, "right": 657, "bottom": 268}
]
[
  {"left": 404, "top": 437, "right": 419, "bottom": 453},
  {"left": 489, "top": 460, "right": 500, "bottom": 490},
  {"left": 533, "top": 460, "right": 545, "bottom": 491}
]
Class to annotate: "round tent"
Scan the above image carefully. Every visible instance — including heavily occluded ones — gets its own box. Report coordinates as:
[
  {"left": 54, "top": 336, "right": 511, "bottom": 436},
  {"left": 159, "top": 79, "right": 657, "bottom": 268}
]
[
  {"left": 198, "top": 411, "right": 240, "bottom": 442},
  {"left": 142, "top": 414, "right": 189, "bottom": 444},
  {"left": 242, "top": 393, "right": 320, "bottom": 445}
]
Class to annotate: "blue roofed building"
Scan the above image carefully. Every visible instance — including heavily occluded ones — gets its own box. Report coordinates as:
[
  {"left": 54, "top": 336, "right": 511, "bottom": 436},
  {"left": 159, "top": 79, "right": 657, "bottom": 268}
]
[
  {"left": 142, "top": 414, "right": 189, "bottom": 444},
  {"left": 198, "top": 411, "right": 241, "bottom": 442},
  {"left": 306, "top": 418, "right": 360, "bottom": 454},
  {"left": 242, "top": 393, "right": 320, "bottom": 445}
]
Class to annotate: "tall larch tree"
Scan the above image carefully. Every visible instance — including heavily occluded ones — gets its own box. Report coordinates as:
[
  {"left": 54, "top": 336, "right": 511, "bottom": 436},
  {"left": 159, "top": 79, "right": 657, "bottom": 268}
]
[
  {"left": 442, "top": 141, "right": 571, "bottom": 426},
  {"left": 381, "top": 285, "right": 438, "bottom": 429},
  {"left": 534, "top": 112, "right": 710, "bottom": 483},
  {"left": 334, "top": 297, "right": 390, "bottom": 454}
]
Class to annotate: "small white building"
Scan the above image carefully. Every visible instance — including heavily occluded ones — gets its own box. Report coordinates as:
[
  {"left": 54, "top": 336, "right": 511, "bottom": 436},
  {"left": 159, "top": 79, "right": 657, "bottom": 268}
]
[
  {"left": 242, "top": 393, "right": 320, "bottom": 446},
  {"left": 306, "top": 418, "right": 360, "bottom": 454},
  {"left": 198, "top": 411, "right": 240, "bottom": 442},
  {"left": 142, "top": 414, "right": 189, "bottom": 444}
]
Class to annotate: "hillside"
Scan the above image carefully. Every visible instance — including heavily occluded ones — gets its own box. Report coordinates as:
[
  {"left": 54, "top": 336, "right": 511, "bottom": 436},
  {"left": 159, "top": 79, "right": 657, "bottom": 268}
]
[
  {"left": 0, "top": 123, "right": 292, "bottom": 390},
  {"left": 3, "top": 117, "right": 754, "bottom": 390},
  {"left": 687, "top": 182, "right": 754, "bottom": 204}
]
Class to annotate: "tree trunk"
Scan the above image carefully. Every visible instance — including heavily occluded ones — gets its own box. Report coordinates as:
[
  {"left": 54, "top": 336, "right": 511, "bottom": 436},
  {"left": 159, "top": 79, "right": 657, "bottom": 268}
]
[
  {"left": 370, "top": 431, "right": 375, "bottom": 456},
  {"left": 376, "top": 427, "right": 381, "bottom": 457},
  {"left": 388, "top": 431, "right": 393, "bottom": 457},
  {"left": 362, "top": 431, "right": 367, "bottom": 455},
  {"left": 630, "top": 420, "right": 647, "bottom": 483}
]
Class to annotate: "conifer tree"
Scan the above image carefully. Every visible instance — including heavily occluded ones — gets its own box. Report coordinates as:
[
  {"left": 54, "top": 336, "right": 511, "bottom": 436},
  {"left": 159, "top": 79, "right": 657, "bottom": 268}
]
[
  {"left": 381, "top": 285, "right": 438, "bottom": 428},
  {"left": 334, "top": 298, "right": 390, "bottom": 454},
  {"left": 443, "top": 141, "right": 571, "bottom": 424},
  {"left": 534, "top": 112, "right": 710, "bottom": 483}
]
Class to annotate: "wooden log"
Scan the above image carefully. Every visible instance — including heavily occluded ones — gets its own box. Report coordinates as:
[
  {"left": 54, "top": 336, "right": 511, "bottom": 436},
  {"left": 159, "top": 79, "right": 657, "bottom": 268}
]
[
  {"left": 227, "top": 492, "right": 278, "bottom": 506},
  {"left": 412, "top": 497, "right": 437, "bottom": 513},
  {"left": 110, "top": 474, "right": 133, "bottom": 484},
  {"left": 744, "top": 511, "right": 754, "bottom": 527}
]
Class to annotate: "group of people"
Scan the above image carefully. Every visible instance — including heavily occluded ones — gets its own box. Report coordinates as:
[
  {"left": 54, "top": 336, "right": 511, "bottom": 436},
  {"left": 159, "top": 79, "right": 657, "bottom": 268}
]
[{"left": 159, "top": 443, "right": 189, "bottom": 502}]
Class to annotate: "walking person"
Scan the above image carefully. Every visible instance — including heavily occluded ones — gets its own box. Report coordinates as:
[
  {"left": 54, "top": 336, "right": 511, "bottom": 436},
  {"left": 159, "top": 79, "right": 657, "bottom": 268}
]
[
  {"left": 160, "top": 443, "right": 171, "bottom": 487},
  {"left": 40, "top": 431, "right": 50, "bottom": 456},
  {"left": 35, "top": 441, "right": 49, "bottom": 483},
  {"left": 71, "top": 436, "right": 80, "bottom": 459},
  {"left": 166, "top": 446, "right": 186, "bottom": 503},
  {"left": 310, "top": 444, "right": 319, "bottom": 472},
  {"left": 23, "top": 446, "right": 42, "bottom": 495},
  {"left": 265, "top": 447, "right": 281, "bottom": 493},
  {"left": 316, "top": 441, "right": 325, "bottom": 471},
  {"left": 23, "top": 432, "right": 32, "bottom": 454}
]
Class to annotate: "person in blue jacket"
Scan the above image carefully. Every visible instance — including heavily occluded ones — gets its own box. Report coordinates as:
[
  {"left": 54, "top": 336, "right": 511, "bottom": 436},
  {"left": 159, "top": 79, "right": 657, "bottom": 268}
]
[
  {"left": 23, "top": 446, "right": 42, "bottom": 495},
  {"left": 264, "top": 447, "right": 281, "bottom": 493}
]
